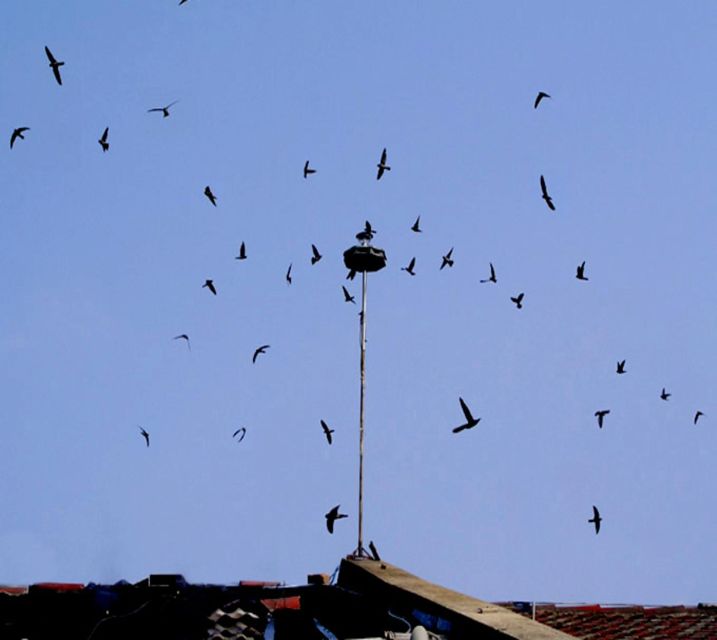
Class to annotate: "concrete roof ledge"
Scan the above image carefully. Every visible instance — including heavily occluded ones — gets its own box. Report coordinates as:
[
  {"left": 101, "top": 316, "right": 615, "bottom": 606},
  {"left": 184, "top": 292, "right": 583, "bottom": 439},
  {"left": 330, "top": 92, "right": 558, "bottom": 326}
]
[{"left": 338, "top": 558, "right": 575, "bottom": 640}]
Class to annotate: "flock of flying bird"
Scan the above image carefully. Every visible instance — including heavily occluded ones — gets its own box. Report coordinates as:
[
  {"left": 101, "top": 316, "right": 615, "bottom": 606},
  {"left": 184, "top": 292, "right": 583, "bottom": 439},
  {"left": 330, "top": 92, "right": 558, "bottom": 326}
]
[{"left": 10, "top": 44, "right": 706, "bottom": 541}]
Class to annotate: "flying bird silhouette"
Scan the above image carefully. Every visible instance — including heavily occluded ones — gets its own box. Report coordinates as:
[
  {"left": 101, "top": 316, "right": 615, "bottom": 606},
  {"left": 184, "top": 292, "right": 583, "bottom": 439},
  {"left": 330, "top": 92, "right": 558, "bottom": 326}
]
[
  {"left": 660, "top": 388, "right": 671, "bottom": 401},
  {"left": 440, "top": 248, "right": 454, "bottom": 270},
  {"left": 452, "top": 397, "right": 480, "bottom": 433},
  {"left": 595, "top": 409, "right": 610, "bottom": 429},
  {"left": 320, "top": 420, "right": 334, "bottom": 445},
  {"left": 325, "top": 505, "right": 348, "bottom": 534},
  {"left": 253, "top": 345, "right": 270, "bottom": 363},
  {"left": 540, "top": 175, "right": 555, "bottom": 211},
  {"left": 480, "top": 263, "right": 497, "bottom": 283},
  {"left": 694, "top": 411, "right": 704, "bottom": 425},
  {"left": 346, "top": 269, "right": 357, "bottom": 281},
  {"left": 44, "top": 46, "right": 64, "bottom": 85},
  {"left": 510, "top": 293, "right": 524, "bottom": 309},
  {"left": 138, "top": 426, "right": 150, "bottom": 447},
  {"left": 368, "top": 540, "right": 381, "bottom": 561},
  {"left": 232, "top": 427, "right": 246, "bottom": 442},
  {"left": 534, "top": 91, "right": 551, "bottom": 109},
  {"left": 576, "top": 261, "right": 588, "bottom": 281},
  {"left": 616, "top": 360, "right": 626, "bottom": 374},
  {"left": 204, "top": 186, "right": 217, "bottom": 206},
  {"left": 203, "top": 279, "right": 217, "bottom": 295},
  {"left": 401, "top": 257, "right": 416, "bottom": 276},
  {"left": 303, "top": 160, "right": 316, "bottom": 178},
  {"left": 179, "top": 0, "right": 189, "bottom": 5},
  {"left": 173, "top": 334, "right": 191, "bottom": 350},
  {"left": 376, "top": 148, "right": 390, "bottom": 180},
  {"left": 147, "top": 101, "right": 179, "bottom": 118},
  {"left": 588, "top": 505, "right": 602, "bottom": 534},
  {"left": 235, "top": 241, "right": 247, "bottom": 260},
  {"left": 310, "top": 244, "right": 322, "bottom": 265},
  {"left": 342, "top": 286, "right": 356, "bottom": 304},
  {"left": 10, "top": 127, "right": 29, "bottom": 149},
  {"left": 98, "top": 127, "right": 109, "bottom": 152},
  {"left": 411, "top": 216, "right": 422, "bottom": 233},
  {"left": 286, "top": 263, "right": 292, "bottom": 285}
]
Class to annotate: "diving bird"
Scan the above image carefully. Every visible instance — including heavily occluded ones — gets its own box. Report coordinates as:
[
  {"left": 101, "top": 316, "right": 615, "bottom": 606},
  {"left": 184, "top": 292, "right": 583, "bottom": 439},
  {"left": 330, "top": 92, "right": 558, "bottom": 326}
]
[
  {"left": 540, "top": 175, "right": 555, "bottom": 211},
  {"left": 368, "top": 540, "right": 381, "bottom": 561},
  {"left": 44, "top": 46, "right": 64, "bottom": 85},
  {"left": 204, "top": 186, "right": 217, "bottom": 206},
  {"left": 480, "top": 263, "right": 497, "bottom": 284},
  {"left": 173, "top": 334, "right": 191, "bottom": 350},
  {"left": 303, "top": 160, "right": 316, "bottom": 178},
  {"left": 376, "top": 147, "right": 390, "bottom": 180},
  {"left": 440, "top": 248, "right": 454, "bottom": 270},
  {"left": 253, "top": 345, "right": 270, "bottom": 363},
  {"left": 402, "top": 257, "right": 416, "bottom": 276},
  {"left": 588, "top": 505, "right": 602, "bottom": 534},
  {"left": 452, "top": 397, "right": 480, "bottom": 433},
  {"left": 235, "top": 241, "right": 247, "bottom": 260},
  {"left": 325, "top": 505, "right": 348, "bottom": 534},
  {"left": 534, "top": 91, "right": 551, "bottom": 109},
  {"left": 694, "top": 411, "right": 704, "bottom": 425},
  {"left": 310, "top": 244, "right": 322, "bottom": 265},
  {"left": 411, "top": 216, "right": 422, "bottom": 233},
  {"left": 10, "top": 127, "right": 29, "bottom": 149},
  {"left": 342, "top": 286, "right": 356, "bottom": 304},
  {"left": 510, "top": 293, "right": 524, "bottom": 309},
  {"left": 202, "top": 279, "right": 217, "bottom": 295},
  {"left": 616, "top": 360, "right": 626, "bottom": 374},
  {"left": 232, "top": 427, "right": 246, "bottom": 442},
  {"left": 286, "top": 263, "right": 292, "bottom": 285},
  {"left": 138, "top": 426, "right": 150, "bottom": 448},
  {"left": 320, "top": 420, "right": 334, "bottom": 445},
  {"left": 595, "top": 409, "right": 610, "bottom": 429},
  {"left": 98, "top": 127, "right": 109, "bottom": 152},
  {"left": 147, "top": 101, "right": 179, "bottom": 118},
  {"left": 576, "top": 261, "right": 588, "bottom": 281},
  {"left": 661, "top": 388, "right": 671, "bottom": 401}
]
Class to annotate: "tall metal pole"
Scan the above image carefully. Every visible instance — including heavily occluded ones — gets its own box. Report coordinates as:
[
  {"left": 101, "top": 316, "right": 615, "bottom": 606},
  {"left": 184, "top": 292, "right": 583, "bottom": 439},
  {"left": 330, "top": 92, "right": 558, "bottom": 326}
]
[{"left": 357, "top": 268, "right": 368, "bottom": 557}]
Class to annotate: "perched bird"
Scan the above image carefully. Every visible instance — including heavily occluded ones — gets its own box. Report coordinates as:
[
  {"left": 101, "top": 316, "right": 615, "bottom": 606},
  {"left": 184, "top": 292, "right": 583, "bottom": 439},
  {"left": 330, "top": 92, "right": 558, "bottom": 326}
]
[
  {"left": 510, "top": 293, "right": 525, "bottom": 309},
  {"left": 588, "top": 505, "right": 602, "bottom": 534},
  {"left": 303, "top": 160, "right": 316, "bottom": 178},
  {"left": 342, "top": 286, "right": 356, "bottom": 304},
  {"left": 401, "top": 257, "right": 416, "bottom": 276},
  {"left": 616, "top": 360, "right": 626, "bottom": 374},
  {"left": 452, "top": 397, "right": 480, "bottom": 433},
  {"left": 147, "top": 101, "right": 179, "bottom": 118},
  {"left": 411, "top": 216, "right": 422, "bottom": 233},
  {"left": 310, "top": 244, "right": 322, "bottom": 265},
  {"left": 440, "top": 248, "right": 454, "bottom": 270},
  {"left": 138, "top": 426, "right": 150, "bottom": 447},
  {"left": 44, "top": 46, "right": 64, "bottom": 85},
  {"left": 694, "top": 411, "right": 704, "bottom": 425},
  {"left": 576, "top": 261, "right": 588, "bottom": 281},
  {"left": 540, "top": 175, "right": 555, "bottom": 211},
  {"left": 204, "top": 186, "right": 217, "bottom": 206},
  {"left": 235, "top": 241, "right": 247, "bottom": 260},
  {"left": 376, "top": 147, "right": 390, "bottom": 180},
  {"left": 253, "top": 345, "right": 270, "bottom": 363},
  {"left": 480, "top": 263, "right": 497, "bottom": 284},
  {"left": 203, "top": 279, "right": 217, "bottom": 295},
  {"left": 98, "top": 127, "right": 109, "bottom": 152},
  {"left": 10, "top": 127, "right": 30, "bottom": 149},
  {"left": 356, "top": 220, "right": 376, "bottom": 242},
  {"left": 595, "top": 409, "right": 610, "bottom": 429},
  {"left": 325, "top": 505, "right": 348, "bottom": 534},
  {"left": 173, "top": 334, "right": 191, "bottom": 350},
  {"left": 534, "top": 91, "right": 551, "bottom": 109},
  {"left": 320, "top": 420, "right": 334, "bottom": 445},
  {"left": 660, "top": 388, "right": 671, "bottom": 401},
  {"left": 232, "top": 427, "right": 246, "bottom": 442},
  {"left": 286, "top": 263, "right": 292, "bottom": 285},
  {"left": 368, "top": 540, "right": 381, "bottom": 561}
]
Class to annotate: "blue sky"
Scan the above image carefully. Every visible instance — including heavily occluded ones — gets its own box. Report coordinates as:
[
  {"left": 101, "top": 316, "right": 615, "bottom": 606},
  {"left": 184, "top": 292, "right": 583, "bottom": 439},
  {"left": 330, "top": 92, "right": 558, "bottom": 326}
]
[{"left": 1, "top": 1, "right": 715, "bottom": 605}]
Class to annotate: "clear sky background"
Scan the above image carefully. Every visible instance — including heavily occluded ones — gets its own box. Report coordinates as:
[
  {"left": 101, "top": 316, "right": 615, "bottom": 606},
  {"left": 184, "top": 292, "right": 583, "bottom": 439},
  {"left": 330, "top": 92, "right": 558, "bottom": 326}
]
[{"left": 1, "top": 1, "right": 715, "bottom": 606}]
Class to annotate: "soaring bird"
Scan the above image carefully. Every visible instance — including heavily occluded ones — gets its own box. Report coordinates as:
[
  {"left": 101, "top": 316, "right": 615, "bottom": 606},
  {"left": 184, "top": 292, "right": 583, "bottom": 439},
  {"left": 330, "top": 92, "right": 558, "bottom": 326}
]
[
  {"left": 320, "top": 420, "right": 334, "bottom": 445},
  {"left": 588, "top": 505, "right": 602, "bottom": 534},
  {"left": 480, "top": 263, "right": 497, "bottom": 284},
  {"left": 173, "top": 334, "right": 191, "bottom": 350},
  {"left": 595, "top": 409, "right": 610, "bottom": 429},
  {"left": 342, "top": 286, "right": 356, "bottom": 304},
  {"left": 232, "top": 427, "right": 247, "bottom": 442},
  {"left": 694, "top": 411, "right": 704, "bottom": 425},
  {"left": 311, "top": 244, "right": 322, "bottom": 265},
  {"left": 98, "top": 127, "right": 109, "bottom": 152},
  {"left": 203, "top": 279, "right": 217, "bottom": 295},
  {"left": 440, "top": 248, "right": 454, "bottom": 270},
  {"left": 204, "top": 186, "right": 217, "bottom": 206},
  {"left": 235, "top": 241, "right": 247, "bottom": 260},
  {"left": 138, "top": 426, "right": 150, "bottom": 448},
  {"left": 303, "top": 160, "right": 316, "bottom": 178},
  {"left": 253, "top": 345, "right": 270, "bottom": 363},
  {"left": 452, "top": 397, "right": 480, "bottom": 434},
  {"left": 401, "top": 257, "right": 416, "bottom": 276},
  {"left": 534, "top": 91, "right": 551, "bottom": 109},
  {"left": 376, "top": 148, "right": 390, "bottom": 180},
  {"left": 44, "top": 46, "right": 64, "bottom": 85},
  {"left": 616, "top": 360, "right": 626, "bottom": 374},
  {"left": 576, "top": 261, "right": 588, "bottom": 281},
  {"left": 510, "top": 293, "right": 525, "bottom": 309},
  {"left": 368, "top": 540, "right": 381, "bottom": 561},
  {"left": 147, "top": 101, "right": 179, "bottom": 118},
  {"left": 660, "top": 388, "right": 671, "bottom": 401},
  {"left": 10, "top": 127, "right": 29, "bottom": 149},
  {"left": 286, "top": 263, "right": 292, "bottom": 285},
  {"left": 411, "top": 216, "right": 422, "bottom": 233},
  {"left": 325, "top": 505, "right": 348, "bottom": 534},
  {"left": 540, "top": 175, "right": 555, "bottom": 211}
]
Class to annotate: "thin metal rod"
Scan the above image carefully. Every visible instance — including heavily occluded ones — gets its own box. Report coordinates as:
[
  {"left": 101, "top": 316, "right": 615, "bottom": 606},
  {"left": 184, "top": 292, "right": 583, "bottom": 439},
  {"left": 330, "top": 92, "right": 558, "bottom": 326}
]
[{"left": 357, "top": 269, "right": 368, "bottom": 557}]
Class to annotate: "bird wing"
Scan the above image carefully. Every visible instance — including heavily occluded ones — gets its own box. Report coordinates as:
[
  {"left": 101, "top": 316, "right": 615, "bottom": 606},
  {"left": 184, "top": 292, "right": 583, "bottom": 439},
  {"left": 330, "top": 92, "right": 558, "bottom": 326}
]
[
  {"left": 45, "top": 46, "right": 57, "bottom": 64},
  {"left": 10, "top": 131, "right": 17, "bottom": 148},
  {"left": 380, "top": 148, "right": 387, "bottom": 164},
  {"left": 459, "top": 397, "right": 474, "bottom": 423},
  {"left": 252, "top": 349, "right": 260, "bottom": 363},
  {"left": 101, "top": 127, "right": 109, "bottom": 142},
  {"left": 147, "top": 108, "right": 164, "bottom": 113},
  {"left": 312, "top": 244, "right": 320, "bottom": 259},
  {"left": 540, "top": 175, "right": 549, "bottom": 197},
  {"left": 408, "top": 257, "right": 415, "bottom": 270},
  {"left": 165, "top": 100, "right": 179, "bottom": 109},
  {"left": 52, "top": 65, "right": 62, "bottom": 85}
]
